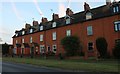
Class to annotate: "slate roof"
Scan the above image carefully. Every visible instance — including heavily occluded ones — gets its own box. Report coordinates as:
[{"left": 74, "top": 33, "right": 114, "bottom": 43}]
[{"left": 12, "top": 2, "right": 120, "bottom": 38}]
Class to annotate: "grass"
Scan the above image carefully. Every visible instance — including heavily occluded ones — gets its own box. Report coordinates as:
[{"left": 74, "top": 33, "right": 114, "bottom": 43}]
[{"left": 2, "top": 57, "right": 119, "bottom": 72}]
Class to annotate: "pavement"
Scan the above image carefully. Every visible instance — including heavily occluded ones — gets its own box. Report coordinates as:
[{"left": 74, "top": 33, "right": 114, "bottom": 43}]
[{"left": 2, "top": 61, "right": 72, "bottom": 72}]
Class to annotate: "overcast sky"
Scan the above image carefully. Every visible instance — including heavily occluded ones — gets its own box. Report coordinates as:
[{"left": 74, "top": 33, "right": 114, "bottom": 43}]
[{"left": 0, "top": 0, "right": 119, "bottom": 44}]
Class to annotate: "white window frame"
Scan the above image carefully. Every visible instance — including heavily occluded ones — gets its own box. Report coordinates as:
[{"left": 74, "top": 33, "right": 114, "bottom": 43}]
[
  {"left": 40, "top": 45, "right": 45, "bottom": 53},
  {"left": 66, "top": 18, "right": 71, "bottom": 24},
  {"left": 52, "top": 32, "right": 56, "bottom": 40},
  {"left": 40, "top": 26, "right": 43, "bottom": 31},
  {"left": 40, "top": 34, "right": 43, "bottom": 41},
  {"left": 113, "top": 6, "right": 119, "bottom": 13},
  {"left": 114, "top": 21, "right": 120, "bottom": 31},
  {"left": 86, "top": 12, "right": 92, "bottom": 20},
  {"left": 30, "top": 28, "right": 33, "bottom": 33},
  {"left": 16, "top": 33, "right": 18, "bottom": 36},
  {"left": 87, "top": 26, "right": 93, "bottom": 36},
  {"left": 52, "top": 45, "right": 57, "bottom": 53},
  {"left": 22, "top": 31, "right": 25, "bottom": 35},
  {"left": 30, "top": 36, "right": 32, "bottom": 43},
  {"left": 88, "top": 42, "right": 94, "bottom": 51},
  {"left": 16, "top": 40, "right": 18, "bottom": 44},
  {"left": 22, "top": 38, "right": 24, "bottom": 43},
  {"left": 52, "top": 22, "right": 56, "bottom": 28},
  {"left": 66, "top": 30, "right": 71, "bottom": 36}
]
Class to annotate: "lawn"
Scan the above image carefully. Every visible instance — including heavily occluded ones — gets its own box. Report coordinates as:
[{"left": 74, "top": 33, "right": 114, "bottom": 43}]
[{"left": 2, "top": 57, "right": 119, "bottom": 72}]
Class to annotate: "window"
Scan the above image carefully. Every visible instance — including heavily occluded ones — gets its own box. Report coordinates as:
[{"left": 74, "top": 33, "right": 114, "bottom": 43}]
[
  {"left": 66, "top": 18, "right": 71, "bottom": 24},
  {"left": 16, "top": 40, "right": 18, "bottom": 44},
  {"left": 87, "top": 26, "right": 93, "bottom": 35},
  {"left": 52, "top": 32, "right": 56, "bottom": 40},
  {"left": 113, "top": 6, "right": 119, "bottom": 13},
  {"left": 86, "top": 12, "right": 92, "bottom": 20},
  {"left": 22, "top": 31, "right": 25, "bottom": 35},
  {"left": 22, "top": 38, "right": 24, "bottom": 43},
  {"left": 40, "top": 34, "right": 43, "bottom": 41},
  {"left": 114, "top": 21, "right": 120, "bottom": 32},
  {"left": 52, "top": 22, "right": 56, "bottom": 28},
  {"left": 16, "top": 33, "right": 18, "bottom": 36},
  {"left": 88, "top": 42, "right": 94, "bottom": 51},
  {"left": 40, "top": 45, "right": 45, "bottom": 53},
  {"left": 30, "top": 36, "right": 32, "bottom": 43},
  {"left": 52, "top": 45, "right": 57, "bottom": 53},
  {"left": 30, "top": 29, "right": 33, "bottom": 33},
  {"left": 40, "top": 26, "right": 43, "bottom": 31},
  {"left": 66, "top": 30, "right": 71, "bottom": 36}
]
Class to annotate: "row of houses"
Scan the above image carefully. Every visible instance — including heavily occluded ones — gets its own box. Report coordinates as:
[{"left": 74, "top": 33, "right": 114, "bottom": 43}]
[{"left": 12, "top": 0, "right": 120, "bottom": 58}]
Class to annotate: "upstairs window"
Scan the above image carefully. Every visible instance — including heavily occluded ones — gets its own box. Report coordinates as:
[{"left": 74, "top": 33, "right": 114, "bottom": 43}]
[
  {"left": 30, "top": 29, "right": 33, "bottom": 33},
  {"left": 52, "top": 32, "right": 56, "bottom": 40},
  {"left": 66, "top": 30, "right": 71, "bottom": 36},
  {"left": 86, "top": 12, "right": 92, "bottom": 20},
  {"left": 113, "top": 6, "right": 119, "bottom": 13},
  {"left": 22, "top": 31, "right": 25, "bottom": 35},
  {"left": 16, "top": 33, "right": 18, "bottom": 36},
  {"left": 52, "top": 45, "right": 57, "bottom": 53},
  {"left": 22, "top": 38, "right": 24, "bottom": 43},
  {"left": 16, "top": 40, "right": 18, "bottom": 44},
  {"left": 30, "top": 36, "right": 32, "bottom": 43},
  {"left": 40, "top": 34, "right": 43, "bottom": 41},
  {"left": 65, "top": 15, "right": 71, "bottom": 24},
  {"left": 114, "top": 21, "right": 120, "bottom": 32},
  {"left": 52, "top": 22, "right": 56, "bottom": 28},
  {"left": 40, "top": 26, "right": 43, "bottom": 31},
  {"left": 87, "top": 26, "right": 93, "bottom": 36}
]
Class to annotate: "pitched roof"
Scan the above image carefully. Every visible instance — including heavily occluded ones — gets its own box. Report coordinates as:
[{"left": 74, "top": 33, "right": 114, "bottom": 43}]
[{"left": 13, "top": 2, "right": 120, "bottom": 38}]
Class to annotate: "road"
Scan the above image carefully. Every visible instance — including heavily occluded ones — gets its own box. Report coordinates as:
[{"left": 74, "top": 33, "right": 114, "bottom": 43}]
[{"left": 2, "top": 61, "right": 71, "bottom": 72}]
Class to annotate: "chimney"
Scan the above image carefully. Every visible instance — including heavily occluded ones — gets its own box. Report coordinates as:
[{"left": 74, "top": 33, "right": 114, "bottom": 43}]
[
  {"left": 41, "top": 17, "right": 48, "bottom": 23},
  {"left": 84, "top": 2, "right": 90, "bottom": 11},
  {"left": 106, "top": 0, "right": 111, "bottom": 5},
  {"left": 52, "top": 13, "right": 59, "bottom": 20},
  {"left": 25, "top": 23, "right": 31, "bottom": 29},
  {"left": 33, "top": 21, "right": 38, "bottom": 26},
  {"left": 66, "top": 8, "right": 73, "bottom": 16}
]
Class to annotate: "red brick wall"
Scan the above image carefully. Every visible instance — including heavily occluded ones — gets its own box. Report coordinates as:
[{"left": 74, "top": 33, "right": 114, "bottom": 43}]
[{"left": 13, "top": 15, "right": 120, "bottom": 57}]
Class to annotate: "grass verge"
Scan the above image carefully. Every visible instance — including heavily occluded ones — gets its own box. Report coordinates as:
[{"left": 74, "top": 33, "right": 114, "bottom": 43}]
[{"left": 2, "top": 57, "right": 119, "bottom": 72}]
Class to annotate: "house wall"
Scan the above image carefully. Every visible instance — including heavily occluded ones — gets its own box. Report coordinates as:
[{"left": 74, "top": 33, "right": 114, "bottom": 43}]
[{"left": 13, "top": 14, "right": 120, "bottom": 57}]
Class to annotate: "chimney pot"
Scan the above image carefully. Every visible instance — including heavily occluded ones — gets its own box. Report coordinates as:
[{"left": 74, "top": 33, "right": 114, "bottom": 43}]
[
  {"left": 41, "top": 17, "right": 48, "bottom": 23},
  {"left": 52, "top": 13, "right": 59, "bottom": 20}
]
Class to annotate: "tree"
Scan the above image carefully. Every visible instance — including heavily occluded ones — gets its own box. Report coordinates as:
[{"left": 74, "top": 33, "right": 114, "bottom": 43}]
[
  {"left": 61, "top": 36, "right": 82, "bottom": 56},
  {"left": 113, "top": 40, "right": 120, "bottom": 59},
  {"left": 96, "top": 37, "right": 108, "bottom": 58}
]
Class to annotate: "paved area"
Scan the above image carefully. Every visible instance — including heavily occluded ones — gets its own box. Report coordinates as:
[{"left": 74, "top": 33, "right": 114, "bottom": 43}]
[{"left": 2, "top": 61, "right": 71, "bottom": 72}]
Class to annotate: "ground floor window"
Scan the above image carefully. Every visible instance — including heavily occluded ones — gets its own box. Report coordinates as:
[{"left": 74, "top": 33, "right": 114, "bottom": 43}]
[
  {"left": 52, "top": 45, "right": 57, "bottom": 53},
  {"left": 88, "top": 42, "right": 94, "bottom": 51},
  {"left": 40, "top": 45, "right": 45, "bottom": 53}
]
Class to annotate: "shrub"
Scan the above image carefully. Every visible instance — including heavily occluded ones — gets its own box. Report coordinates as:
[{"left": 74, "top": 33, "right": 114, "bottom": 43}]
[
  {"left": 113, "top": 40, "right": 120, "bottom": 59},
  {"left": 61, "top": 36, "right": 82, "bottom": 56},
  {"left": 96, "top": 37, "right": 108, "bottom": 58}
]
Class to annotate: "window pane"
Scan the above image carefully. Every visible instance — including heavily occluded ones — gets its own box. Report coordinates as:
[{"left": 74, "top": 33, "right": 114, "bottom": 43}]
[
  {"left": 115, "top": 24, "right": 118, "bottom": 31},
  {"left": 52, "top": 22, "right": 56, "bottom": 27},
  {"left": 66, "top": 30, "right": 71, "bottom": 36},
  {"left": 40, "top": 35, "right": 43, "bottom": 41},
  {"left": 53, "top": 32, "right": 56, "bottom": 40},
  {"left": 116, "top": 6, "right": 119, "bottom": 12},
  {"left": 66, "top": 18, "right": 70, "bottom": 24},
  {"left": 113, "top": 7, "right": 116, "bottom": 13},
  {"left": 87, "top": 26, "right": 93, "bottom": 35},
  {"left": 118, "top": 23, "right": 120, "bottom": 31}
]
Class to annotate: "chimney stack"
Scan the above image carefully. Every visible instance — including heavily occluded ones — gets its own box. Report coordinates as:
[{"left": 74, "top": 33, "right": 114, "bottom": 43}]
[
  {"left": 33, "top": 21, "right": 38, "bottom": 26},
  {"left": 84, "top": 2, "right": 90, "bottom": 11},
  {"left": 106, "top": 0, "right": 111, "bottom": 5},
  {"left": 66, "top": 8, "right": 73, "bottom": 16},
  {"left": 25, "top": 23, "right": 31, "bottom": 29},
  {"left": 41, "top": 17, "right": 48, "bottom": 23},
  {"left": 52, "top": 13, "right": 59, "bottom": 20}
]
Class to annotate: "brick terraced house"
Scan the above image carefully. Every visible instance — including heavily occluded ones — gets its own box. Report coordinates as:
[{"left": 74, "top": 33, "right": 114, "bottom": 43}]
[{"left": 12, "top": 0, "right": 120, "bottom": 58}]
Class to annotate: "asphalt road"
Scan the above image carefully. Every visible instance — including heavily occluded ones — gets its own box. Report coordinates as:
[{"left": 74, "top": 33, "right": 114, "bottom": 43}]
[{"left": 2, "top": 61, "right": 71, "bottom": 72}]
